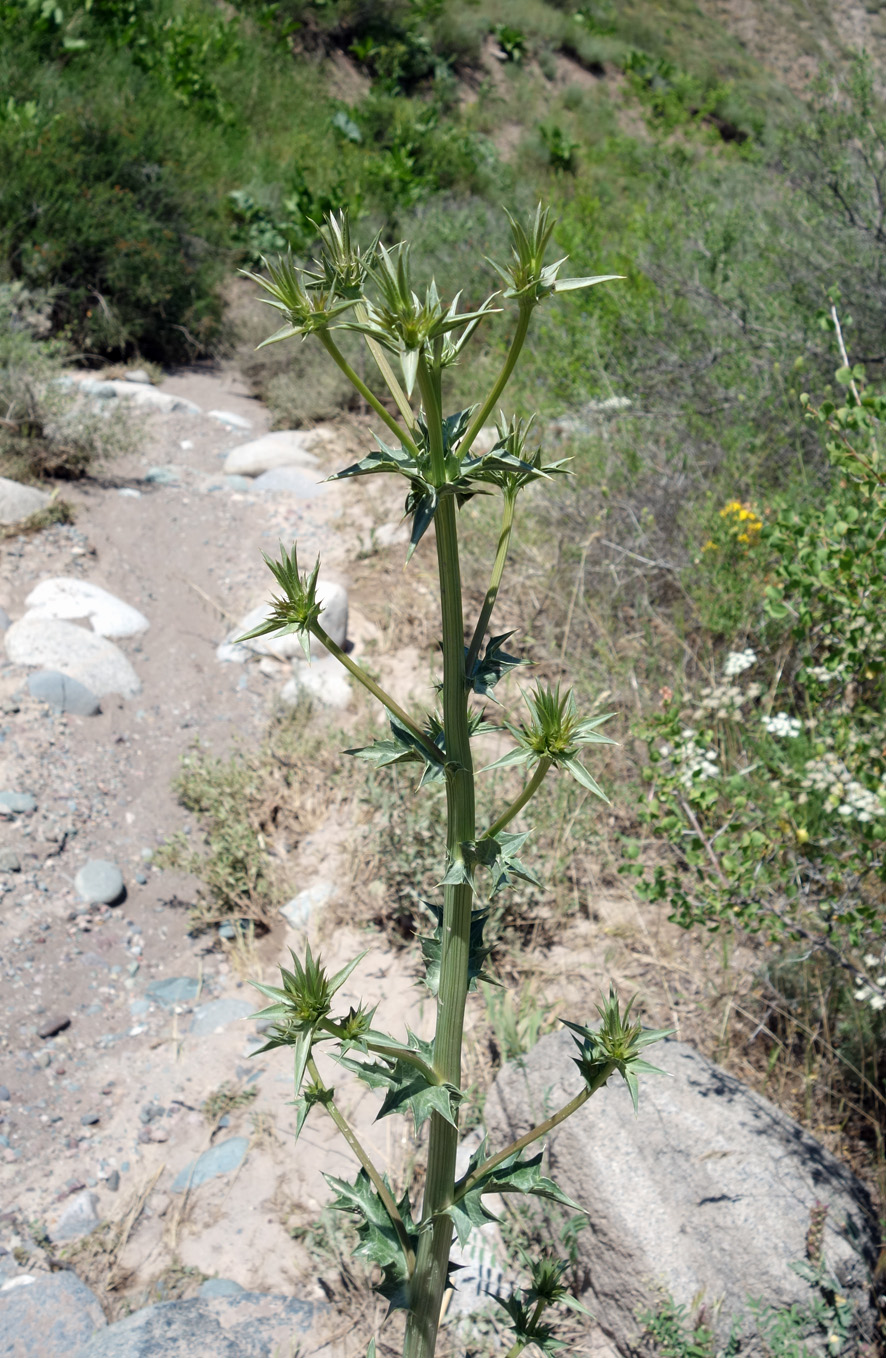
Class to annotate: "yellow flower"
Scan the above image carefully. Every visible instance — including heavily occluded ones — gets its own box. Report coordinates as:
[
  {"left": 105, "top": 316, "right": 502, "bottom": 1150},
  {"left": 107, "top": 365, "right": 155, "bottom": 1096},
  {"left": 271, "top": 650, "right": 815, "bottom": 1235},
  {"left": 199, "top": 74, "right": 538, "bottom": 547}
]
[{"left": 701, "top": 539, "right": 718, "bottom": 552}]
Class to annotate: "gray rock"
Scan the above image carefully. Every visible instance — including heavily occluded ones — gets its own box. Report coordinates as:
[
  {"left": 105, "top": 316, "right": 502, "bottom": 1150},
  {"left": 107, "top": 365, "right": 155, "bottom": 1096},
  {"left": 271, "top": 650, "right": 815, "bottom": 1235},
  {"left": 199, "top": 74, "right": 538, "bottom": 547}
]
[
  {"left": 207, "top": 410, "right": 252, "bottom": 430},
  {"left": 37, "top": 1014, "right": 70, "bottom": 1038},
  {"left": 145, "top": 977, "right": 200, "bottom": 1009},
  {"left": 197, "top": 1278, "right": 246, "bottom": 1299},
  {"left": 73, "top": 377, "right": 200, "bottom": 415},
  {"left": 223, "top": 475, "right": 252, "bottom": 493},
  {"left": 0, "top": 606, "right": 11, "bottom": 632},
  {"left": 280, "top": 657, "right": 351, "bottom": 710},
  {"left": 28, "top": 671, "right": 101, "bottom": 717},
  {"left": 0, "top": 1086, "right": 9, "bottom": 1100},
  {"left": 189, "top": 998, "right": 254, "bottom": 1036},
  {"left": 105, "top": 1170, "right": 120, "bottom": 1193},
  {"left": 4, "top": 618, "right": 141, "bottom": 698},
  {"left": 484, "top": 1033, "right": 879, "bottom": 1352},
  {"left": 75, "top": 861, "right": 125, "bottom": 906},
  {"left": 0, "top": 477, "right": 50, "bottom": 526},
  {"left": 222, "top": 429, "right": 329, "bottom": 477},
  {"left": 80, "top": 1113, "right": 100, "bottom": 1127},
  {"left": 0, "top": 850, "right": 21, "bottom": 873},
  {"left": 48, "top": 1190, "right": 101, "bottom": 1243},
  {"left": 171, "top": 1137, "right": 249, "bottom": 1192},
  {"left": 144, "top": 466, "right": 181, "bottom": 486},
  {"left": 0, "top": 792, "right": 36, "bottom": 815},
  {"left": 0, "top": 1271, "right": 106, "bottom": 1356},
  {"left": 25, "top": 578, "right": 149, "bottom": 638},
  {"left": 75, "top": 1292, "right": 327, "bottom": 1358},
  {"left": 280, "top": 881, "right": 335, "bottom": 930},
  {"left": 251, "top": 466, "right": 327, "bottom": 497}
]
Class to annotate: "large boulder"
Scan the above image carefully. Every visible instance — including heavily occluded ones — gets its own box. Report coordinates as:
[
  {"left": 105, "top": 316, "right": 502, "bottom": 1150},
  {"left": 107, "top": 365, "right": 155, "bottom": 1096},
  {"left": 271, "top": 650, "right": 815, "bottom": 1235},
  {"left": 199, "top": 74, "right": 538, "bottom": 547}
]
[
  {"left": 484, "top": 1032, "right": 878, "bottom": 1353},
  {"left": 75, "top": 1292, "right": 333, "bottom": 1357},
  {"left": 222, "top": 429, "right": 329, "bottom": 477},
  {"left": 0, "top": 1271, "right": 106, "bottom": 1356},
  {"left": 4, "top": 618, "right": 140, "bottom": 697},
  {"left": 0, "top": 478, "right": 50, "bottom": 526}
]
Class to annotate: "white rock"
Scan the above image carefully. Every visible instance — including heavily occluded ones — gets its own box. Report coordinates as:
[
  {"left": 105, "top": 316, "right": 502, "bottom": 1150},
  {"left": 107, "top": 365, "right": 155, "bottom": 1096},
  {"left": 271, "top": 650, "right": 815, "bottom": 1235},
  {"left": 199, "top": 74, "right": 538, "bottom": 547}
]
[
  {"left": 49, "top": 1190, "right": 101, "bottom": 1243},
  {"left": 219, "top": 581, "right": 347, "bottom": 663},
  {"left": 280, "top": 880, "right": 335, "bottom": 929},
  {"left": 222, "top": 429, "right": 331, "bottom": 477},
  {"left": 24, "top": 578, "right": 149, "bottom": 638},
  {"left": 0, "top": 477, "right": 51, "bottom": 526},
  {"left": 4, "top": 618, "right": 141, "bottom": 697},
  {"left": 66, "top": 375, "right": 200, "bottom": 414},
  {"left": 280, "top": 658, "right": 351, "bottom": 709},
  {"left": 124, "top": 369, "right": 152, "bottom": 384},
  {"left": 208, "top": 409, "right": 252, "bottom": 430}
]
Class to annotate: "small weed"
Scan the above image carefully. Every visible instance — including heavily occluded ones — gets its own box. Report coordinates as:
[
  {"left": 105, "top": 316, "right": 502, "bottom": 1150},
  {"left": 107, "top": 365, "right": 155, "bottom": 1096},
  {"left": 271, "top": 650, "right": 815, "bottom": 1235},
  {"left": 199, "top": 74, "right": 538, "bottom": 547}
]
[{"left": 202, "top": 1081, "right": 258, "bottom": 1125}]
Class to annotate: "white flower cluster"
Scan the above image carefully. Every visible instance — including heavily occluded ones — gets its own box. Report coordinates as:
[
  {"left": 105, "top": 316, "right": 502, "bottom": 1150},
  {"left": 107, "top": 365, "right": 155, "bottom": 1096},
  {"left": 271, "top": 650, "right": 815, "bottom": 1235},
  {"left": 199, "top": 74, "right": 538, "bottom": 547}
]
[
  {"left": 763, "top": 712, "right": 803, "bottom": 738},
  {"left": 802, "top": 665, "right": 838, "bottom": 684},
  {"left": 660, "top": 727, "right": 719, "bottom": 787},
  {"left": 694, "top": 679, "right": 764, "bottom": 721},
  {"left": 801, "top": 752, "right": 886, "bottom": 824},
  {"left": 723, "top": 648, "right": 756, "bottom": 678},
  {"left": 855, "top": 958, "right": 886, "bottom": 1011}
]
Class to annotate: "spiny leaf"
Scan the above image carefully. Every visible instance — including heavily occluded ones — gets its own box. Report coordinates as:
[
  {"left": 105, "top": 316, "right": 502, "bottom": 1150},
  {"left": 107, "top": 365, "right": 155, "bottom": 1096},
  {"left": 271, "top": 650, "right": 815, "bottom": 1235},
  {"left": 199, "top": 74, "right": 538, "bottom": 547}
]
[
  {"left": 325, "top": 1168, "right": 418, "bottom": 1309},
  {"left": 337, "top": 1032, "right": 460, "bottom": 1132},
  {"left": 448, "top": 1142, "right": 584, "bottom": 1247},
  {"left": 418, "top": 902, "right": 494, "bottom": 996},
  {"left": 468, "top": 632, "right": 527, "bottom": 698}
]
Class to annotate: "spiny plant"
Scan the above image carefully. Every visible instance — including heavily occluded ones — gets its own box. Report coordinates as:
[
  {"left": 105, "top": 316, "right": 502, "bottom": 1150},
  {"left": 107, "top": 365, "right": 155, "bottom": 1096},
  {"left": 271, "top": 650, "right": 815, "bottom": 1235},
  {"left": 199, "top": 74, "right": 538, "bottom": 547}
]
[{"left": 242, "top": 207, "right": 670, "bottom": 1357}]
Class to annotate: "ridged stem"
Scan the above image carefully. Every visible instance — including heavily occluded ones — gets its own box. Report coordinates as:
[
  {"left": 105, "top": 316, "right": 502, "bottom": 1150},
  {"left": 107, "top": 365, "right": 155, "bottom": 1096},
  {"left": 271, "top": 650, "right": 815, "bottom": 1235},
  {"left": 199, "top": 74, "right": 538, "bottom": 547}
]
[
  {"left": 464, "top": 491, "right": 517, "bottom": 680},
  {"left": 402, "top": 358, "right": 476, "bottom": 1358}
]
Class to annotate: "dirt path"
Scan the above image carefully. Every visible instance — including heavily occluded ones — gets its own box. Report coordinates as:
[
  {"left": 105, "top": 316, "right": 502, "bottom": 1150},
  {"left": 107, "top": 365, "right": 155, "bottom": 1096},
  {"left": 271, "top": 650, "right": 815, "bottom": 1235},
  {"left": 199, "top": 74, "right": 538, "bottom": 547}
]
[{"left": 0, "top": 364, "right": 440, "bottom": 1322}]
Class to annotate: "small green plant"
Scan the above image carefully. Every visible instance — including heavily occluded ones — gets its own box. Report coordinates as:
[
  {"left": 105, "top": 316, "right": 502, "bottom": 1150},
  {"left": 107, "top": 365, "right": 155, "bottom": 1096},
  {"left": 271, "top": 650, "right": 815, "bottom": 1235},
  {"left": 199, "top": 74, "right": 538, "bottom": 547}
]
[{"left": 241, "top": 207, "right": 670, "bottom": 1356}]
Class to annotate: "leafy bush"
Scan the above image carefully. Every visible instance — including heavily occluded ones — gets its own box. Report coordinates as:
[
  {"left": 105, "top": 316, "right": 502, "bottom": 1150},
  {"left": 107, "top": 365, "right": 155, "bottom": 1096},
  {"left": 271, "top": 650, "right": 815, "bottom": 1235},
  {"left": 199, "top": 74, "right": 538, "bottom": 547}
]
[
  {"left": 625, "top": 328, "right": 886, "bottom": 1119},
  {"left": 0, "top": 283, "right": 133, "bottom": 481}
]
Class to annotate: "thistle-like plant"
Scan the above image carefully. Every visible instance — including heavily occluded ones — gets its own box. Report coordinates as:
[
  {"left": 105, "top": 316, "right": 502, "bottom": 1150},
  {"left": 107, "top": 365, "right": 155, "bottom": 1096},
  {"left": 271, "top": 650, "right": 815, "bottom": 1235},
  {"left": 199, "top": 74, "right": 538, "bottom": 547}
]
[{"left": 242, "top": 208, "right": 668, "bottom": 1358}]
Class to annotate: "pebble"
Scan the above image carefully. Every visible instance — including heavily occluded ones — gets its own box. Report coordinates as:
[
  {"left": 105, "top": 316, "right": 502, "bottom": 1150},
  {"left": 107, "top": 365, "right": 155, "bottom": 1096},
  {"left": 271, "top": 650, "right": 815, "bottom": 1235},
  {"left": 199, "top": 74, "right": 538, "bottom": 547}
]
[
  {"left": 49, "top": 1189, "right": 101, "bottom": 1243},
  {"left": 27, "top": 670, "right": 101, "bottom": 716},
  {"left": 139, "top": 1103, "right": 165, "bottom": 1124},
  {"left": 0, "top": 477, "right": 51, "bottom": 526},
  {"left": 144, "top": 465, "right": 181, "bottom": 486},
  {"left": 224, "top": 475, "right": 253, "bottom": 492},
  {"left": 0, "top": 1085, "right": 9, "bottom": 1100},
  {"left": 171, "top": 1136, "right": 249, "bottom": 1192},
  {"left": 24, "top": 578, "right": 149, "bottom": 638},
  {"left": 105, "top": 1170, "right": 120, "bottom": 1192},
  {"left": 0, "top": 606, "right": 11, "bottom": 632},
  {"left": 222, "top": 428, "right": 328, "bottom": 477},
  {"left": 145, "top": 976, "right": 200, "bottom": 1008},
  {"left": 280, "top": 880, "right": 335, "bottom": 930},
  {"left": 135, "top": 871, "right": 147, "bottom": 885},
  {"left": 198, "top": 1277, "right": 246, "bottom": 1298},
  {"left": 37, "top": 1014, "right": 71, "bottom": 1039},
  {"left": 0, "top": 848, "right": 21, "bottom": 872},
  {"left": 4, "top": 618, "right": 141, "bottom": 698},
  {"left": 75, "top": 860, "right": 126, "bottom": 906},
  {"left": 80, "top": 1112, "right": 100, "bottom": 1126},
  {"left": 0, "top": 791, "right": 37, "bottom": 815},
  {"left": 189, "top": 998, "right": 254, "bottom": 1035}
]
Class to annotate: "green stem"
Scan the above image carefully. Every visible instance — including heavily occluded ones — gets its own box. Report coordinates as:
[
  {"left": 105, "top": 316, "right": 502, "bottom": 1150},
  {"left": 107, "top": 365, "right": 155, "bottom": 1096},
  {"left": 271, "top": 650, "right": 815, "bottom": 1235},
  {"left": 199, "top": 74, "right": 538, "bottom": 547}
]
[
  {"left": 309, "top": 620, "right": 443, "bottom": 769},
  {"left": 402, "top": 357, "right": 477, "bottom": 1358},
  {"left": 317, "top": 330, "right": 421, "bottom": 459},
  {"left": 482, "top": 758, "right": 552, "bottom": 842},
  {"left": 306, "top": 1057, "right": 416, "bottom": 1274},
  {"left": 458, "top": 304, "right": 533, "bottom": 458},
  {"left": 355, "top": 301, "right": 416, "bottom": 431},
  {"left": 457, "top": 1061, "right": 615, "bottom": 1198},
  {"left": 464, "top": 491, "right": 517, "bottom": 680},
  {"left": 504, "top": 1299, "right": 548, "bottom": 1358}
]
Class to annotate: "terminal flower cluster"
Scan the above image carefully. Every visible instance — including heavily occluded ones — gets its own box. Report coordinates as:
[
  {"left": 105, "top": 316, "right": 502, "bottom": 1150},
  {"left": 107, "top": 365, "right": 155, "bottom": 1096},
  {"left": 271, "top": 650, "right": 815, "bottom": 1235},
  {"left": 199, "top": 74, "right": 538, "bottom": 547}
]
[
  {"left": 801, "top": 752, "right": 886, "bottom": 824},
  {"left": 762, "top": 713, "right": 803, "bottom": 739},
  {"left": 723, "top": 648, "right": 757, "bottom": 678},
  {"left": 659, "top": 727, "right": 719, "bottom": 787}
]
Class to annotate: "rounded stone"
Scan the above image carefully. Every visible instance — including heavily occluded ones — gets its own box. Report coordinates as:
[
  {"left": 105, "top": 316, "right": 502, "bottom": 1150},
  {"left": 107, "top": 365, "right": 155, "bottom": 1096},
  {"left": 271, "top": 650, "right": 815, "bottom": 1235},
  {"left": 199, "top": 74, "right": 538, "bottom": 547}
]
[
  {"left": 28, "top": 670, "right": 101, "bottom": 716},
  {"left": 25, "top": 577, "right": 149, "bottom": 638},
  {"left": 5, "top": 617, "right": 141, "bottom": 697},
  {"left": 74, "top": 860, "right": 126, "bottom": 906}
]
